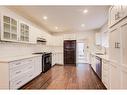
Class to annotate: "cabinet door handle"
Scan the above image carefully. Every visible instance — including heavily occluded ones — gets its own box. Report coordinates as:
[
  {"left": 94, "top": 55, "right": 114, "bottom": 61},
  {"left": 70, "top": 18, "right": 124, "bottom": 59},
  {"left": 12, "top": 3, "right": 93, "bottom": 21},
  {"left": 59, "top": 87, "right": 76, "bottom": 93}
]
[
  {"left": 117, "top": 42, "right": 120, "bottom": 48},
  {"left": 29, "top": 60, "right": 32, "bottom": 62},
  {"left": 16, "top": 71, "right": 22, "bottom": 74},
  {"left": 115, "top": 42, "right": 117, "bottom": 48},
  {"left": 115, "top": 12, "right": 120, "bottom": 20},
  {"left": 16, "top": 81, "right": 22, "bottom": 85},
  {"left": 15, "top": 62, "right": 21, "bottom": 65}
]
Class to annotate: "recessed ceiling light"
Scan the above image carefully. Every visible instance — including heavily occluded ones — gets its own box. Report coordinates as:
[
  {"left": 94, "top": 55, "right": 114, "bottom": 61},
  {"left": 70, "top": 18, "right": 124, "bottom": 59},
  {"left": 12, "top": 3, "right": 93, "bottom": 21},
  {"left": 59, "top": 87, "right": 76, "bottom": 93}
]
[
  {"left": 81, "top": 24, "right": 85, "bottom": 27},
  {"left": 43, "top": 16, "right": 48, "bottom": 20},
  {"left": 55, "top": 27, "right": 58, "bottom": 29},
  {"left": 83, "top": 9, "right": 88, "bottom": 13}
]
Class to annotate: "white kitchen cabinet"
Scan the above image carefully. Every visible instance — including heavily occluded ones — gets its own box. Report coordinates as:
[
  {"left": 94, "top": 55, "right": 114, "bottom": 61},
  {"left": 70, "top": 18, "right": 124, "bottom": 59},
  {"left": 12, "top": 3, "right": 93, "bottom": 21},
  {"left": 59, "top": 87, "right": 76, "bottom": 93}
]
[
  {"left": 0, "top": 55, "right": 42, "bottom": 89},
  {"left": 108, "top": 5, "right": 127, "bottom": 89},
  {"left": 121, "top": 6, "right": 127, "bottom": 18},
  {"left": 0, "top": 14, "right": 31, "bottom": 43},
  {"left": 120, "top": 20, "right": 127, "bottom": 66},
  {"left": 95, "top": 32, "right": 101, "bottom": 45},
  {"left": 19, "top": 22, "right": 29, "bottom": 42},
  {"left": 102, "top": 59, "right": 110, "bottom": 89},
  {"left": 49, "top": 36, "right": 63, "bottom": 46},
  {"left": 52, "top": 53, "right": 63, "bottom": 65},
  {"left": 119, "top": 18, "right": 127, "bottom": 89},
  {"left": 34, "top": 56, "right": 42, "bottom": 76},
  {"left": 108, "top": 5, "right": 127, "bottom": 27},
  {"left": 109, "top": 6, "right": 117, "bottom": 27},
  {"left": 109, "top": 24, "right": 121, "bottom": 63},
  {"left": 90, "top": 54, "right": 96, "bottom": 71},
  {"left": 121, "top": 65, "right": 127, "bottom": 89},
  {"left": 109, "top": 61, "right": 121, "bottom": 89},
  {"left": 9, "top": 58, "right": 35, "bottom": 89},
  {"left": 1, "top": 15, "right": 18, "bottom": 41},
  {"left": 29, "top": 26, "right": 38, "bottom": 44}
]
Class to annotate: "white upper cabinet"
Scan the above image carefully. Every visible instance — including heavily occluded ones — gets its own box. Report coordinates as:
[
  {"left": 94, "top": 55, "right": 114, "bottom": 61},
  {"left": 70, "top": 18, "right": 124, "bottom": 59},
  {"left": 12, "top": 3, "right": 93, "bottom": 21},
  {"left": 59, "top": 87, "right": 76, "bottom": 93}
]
[
  {"left": 109, "top": 5, "right": 127, "bottom": 27},
  {"left": 0, "top": 14, "right": 31, "bottom": 43},
  {"left": 120, "top": 18, "right": 127, "bottom": 66},
  {"left": 108, "top": 6, "right": 127, "bottom": 89},
  {"left": 19, "top": 22, "right": 29, "bottom": 42},
  {"left": 109, "top": 25, "right": 121, "bottom": 63},
  {"left": 1, "top": 15, "right": 18, "bottom": 41},
  {"left": 121, "top": 6, "right": 127, "bottom": 19}
]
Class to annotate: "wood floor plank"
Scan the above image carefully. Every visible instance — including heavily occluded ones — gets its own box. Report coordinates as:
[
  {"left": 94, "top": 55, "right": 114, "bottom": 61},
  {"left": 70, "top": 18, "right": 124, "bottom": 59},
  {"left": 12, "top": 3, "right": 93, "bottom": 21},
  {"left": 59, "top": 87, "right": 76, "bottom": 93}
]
[{"left": 20, "top": 63, "right": 106, "bottom": 89}]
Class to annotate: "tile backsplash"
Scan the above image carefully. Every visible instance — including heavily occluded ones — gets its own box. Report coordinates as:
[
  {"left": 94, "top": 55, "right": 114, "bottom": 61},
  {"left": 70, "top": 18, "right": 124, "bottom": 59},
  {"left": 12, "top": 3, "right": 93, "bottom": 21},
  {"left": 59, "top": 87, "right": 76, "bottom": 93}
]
[
  {"left": 0, "top": 42, "right": 50, "bottom": 57},
  {"left": 0, "top": 42, "right": 63, "bottom": 57}
]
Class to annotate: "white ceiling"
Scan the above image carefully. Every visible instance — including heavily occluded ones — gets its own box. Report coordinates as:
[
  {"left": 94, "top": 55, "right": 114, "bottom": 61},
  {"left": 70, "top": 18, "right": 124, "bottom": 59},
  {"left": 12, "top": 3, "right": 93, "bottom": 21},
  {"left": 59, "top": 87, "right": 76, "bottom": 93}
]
[{"left": 8, "top": 6, "right": 109, "bottom": 33}]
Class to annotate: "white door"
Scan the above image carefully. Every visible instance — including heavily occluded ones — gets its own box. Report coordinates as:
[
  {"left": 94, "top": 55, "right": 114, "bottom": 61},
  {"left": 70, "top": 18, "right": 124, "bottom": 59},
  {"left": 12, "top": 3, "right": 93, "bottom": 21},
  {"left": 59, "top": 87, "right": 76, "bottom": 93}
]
[{"left": 76, "top": 42, "right": 88, "bottom": 63}]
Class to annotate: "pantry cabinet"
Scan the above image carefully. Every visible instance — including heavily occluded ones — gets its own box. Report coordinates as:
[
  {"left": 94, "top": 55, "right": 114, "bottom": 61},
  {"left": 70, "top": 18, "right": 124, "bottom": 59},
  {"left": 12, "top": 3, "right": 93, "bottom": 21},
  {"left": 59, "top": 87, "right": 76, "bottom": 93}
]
[
  {"left": 120, "top": 20, "right": 127, "bottom": 66},
  {"left": 109, "top": 25, "right": 121, "bottom": 63},
  {"left": 108, "top": 5, "right": 127, "bottom": 89},
  {"left": 109, "top": 5, "right": 127, "bottom": 27}
]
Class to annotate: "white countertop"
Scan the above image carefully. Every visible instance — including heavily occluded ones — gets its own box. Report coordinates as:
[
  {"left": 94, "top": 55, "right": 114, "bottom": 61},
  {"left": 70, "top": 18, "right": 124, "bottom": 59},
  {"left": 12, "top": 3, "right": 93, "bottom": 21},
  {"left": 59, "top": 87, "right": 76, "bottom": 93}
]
[
  {"left": 91, "top": 53, "right": 110, "bottom": 61},
  {"left": 0, "top": 54, "right": 41, "bottom": 63}
]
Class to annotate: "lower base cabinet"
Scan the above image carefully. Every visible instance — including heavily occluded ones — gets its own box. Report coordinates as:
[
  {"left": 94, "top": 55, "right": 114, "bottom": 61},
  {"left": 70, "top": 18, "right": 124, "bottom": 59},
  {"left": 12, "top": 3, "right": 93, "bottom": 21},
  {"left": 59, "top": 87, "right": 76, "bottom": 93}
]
[
  {"left": 109, "top": 61, "right": 121, "bottom": 89},
  {"left": 121, "top": 65, "right": 127, "bottom": 89},
  {"left": 0, "top": 55, "right": 42, "bottom": 89},
  {"left": 102, "top": 59, "right": 110, "bottom": 89},
  {"left": 52, "top": 53, "right": 63, "bottom": 65},
  {"left": 102, "top": 60, "right": 127, "bottom": 89}
]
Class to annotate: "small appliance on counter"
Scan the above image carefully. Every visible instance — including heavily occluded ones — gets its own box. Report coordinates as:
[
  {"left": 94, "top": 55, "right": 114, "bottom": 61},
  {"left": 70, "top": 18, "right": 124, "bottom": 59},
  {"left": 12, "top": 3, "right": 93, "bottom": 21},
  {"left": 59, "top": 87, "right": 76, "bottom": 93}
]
[{"left": 33, "top": 52, "right": 52, "bottom": 73}]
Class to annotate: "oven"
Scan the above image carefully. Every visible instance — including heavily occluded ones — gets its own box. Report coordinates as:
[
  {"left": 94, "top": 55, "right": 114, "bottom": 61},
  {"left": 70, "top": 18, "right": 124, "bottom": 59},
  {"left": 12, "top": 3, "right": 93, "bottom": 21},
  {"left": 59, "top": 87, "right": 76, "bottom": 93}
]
[{"left": 42, "top": 53, "right": 52, "bottom": 72}]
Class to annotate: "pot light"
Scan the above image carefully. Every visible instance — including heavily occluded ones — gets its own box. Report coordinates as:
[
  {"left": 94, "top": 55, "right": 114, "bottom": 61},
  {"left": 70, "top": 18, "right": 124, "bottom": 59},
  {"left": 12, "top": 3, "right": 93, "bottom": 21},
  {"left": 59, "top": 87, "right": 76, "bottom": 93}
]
[
  {"left": 83, "top": 9, "right": 88, "bottom": 13},
  {"left": 81, "top": 24, "right": 85, "bottom": 27},
  {"left": 43, "top": 16, "right": 48, "bottom": 20},
  {"left": 55, "top": 26, "right": 58, "bottom": 29}
]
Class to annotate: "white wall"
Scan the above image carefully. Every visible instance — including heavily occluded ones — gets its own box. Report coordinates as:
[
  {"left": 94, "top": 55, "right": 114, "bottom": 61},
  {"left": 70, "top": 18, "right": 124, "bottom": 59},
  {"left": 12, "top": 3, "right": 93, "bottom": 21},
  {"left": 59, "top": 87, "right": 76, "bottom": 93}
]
[
  {"left": 52, "top": 31, "right": 96, "bottom": 53},
  {"left": 94, "top": 23, "right": 109, "bottom": 55},
  {"left": 0, "top": 7, "right": 52, "bottom": 57}
]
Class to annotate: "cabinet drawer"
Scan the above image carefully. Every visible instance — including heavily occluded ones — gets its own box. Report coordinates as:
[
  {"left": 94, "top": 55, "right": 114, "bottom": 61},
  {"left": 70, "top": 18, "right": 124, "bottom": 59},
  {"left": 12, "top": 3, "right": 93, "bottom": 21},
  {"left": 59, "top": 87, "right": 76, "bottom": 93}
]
[
  {"left": 10, "top": 70, "right": 34, "bottom": 89},
  {"left": 9, "top": 60, "right": 25, "bottom": 69},
  {"left": 10, "top": 64, "right": 34, "bottom": 80},
  {"left": 9, "top": 58, "right": 34, "bottom": 69}
]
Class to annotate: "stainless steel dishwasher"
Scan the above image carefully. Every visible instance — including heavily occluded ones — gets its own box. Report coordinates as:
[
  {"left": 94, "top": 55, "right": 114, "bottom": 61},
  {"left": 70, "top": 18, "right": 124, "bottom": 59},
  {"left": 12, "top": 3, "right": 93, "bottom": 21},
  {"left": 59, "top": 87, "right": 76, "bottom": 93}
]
[{"left": 95, "top": 56, "right": 102, "bottom": 79}]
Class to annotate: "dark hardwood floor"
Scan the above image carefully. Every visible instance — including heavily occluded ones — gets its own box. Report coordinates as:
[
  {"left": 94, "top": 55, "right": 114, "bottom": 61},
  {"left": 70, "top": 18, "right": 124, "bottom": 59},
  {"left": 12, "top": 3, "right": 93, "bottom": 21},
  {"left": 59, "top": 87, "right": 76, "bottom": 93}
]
[{"left": 20, "top": 63, "right": 106, "bottom": 89}]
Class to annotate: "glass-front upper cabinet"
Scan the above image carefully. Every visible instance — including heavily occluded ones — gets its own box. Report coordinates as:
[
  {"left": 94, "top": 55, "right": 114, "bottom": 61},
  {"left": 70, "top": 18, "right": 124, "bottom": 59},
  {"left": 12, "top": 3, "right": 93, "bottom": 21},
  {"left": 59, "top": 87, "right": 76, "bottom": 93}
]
[
  {"left": 20, "top": 23, "right": 29, "bottom": 42},
  {"left": 3, "top": 16, "right": 18, "bottom": 41}
]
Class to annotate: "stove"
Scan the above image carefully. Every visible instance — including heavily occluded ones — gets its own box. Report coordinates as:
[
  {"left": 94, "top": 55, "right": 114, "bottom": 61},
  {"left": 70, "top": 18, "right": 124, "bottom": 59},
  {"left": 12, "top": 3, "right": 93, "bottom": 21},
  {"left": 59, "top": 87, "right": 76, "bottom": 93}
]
[{"left": 33, "top": 52, "right": 52, "bottom": 73}]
